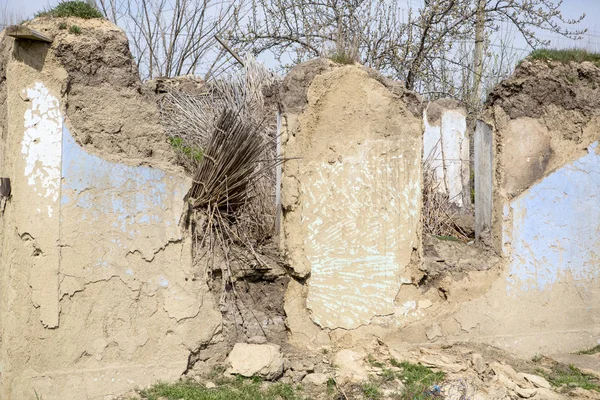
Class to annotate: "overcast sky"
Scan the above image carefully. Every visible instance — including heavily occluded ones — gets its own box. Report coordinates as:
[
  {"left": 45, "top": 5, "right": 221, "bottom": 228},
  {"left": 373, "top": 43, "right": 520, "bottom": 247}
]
[{"left": 5, "top": 0, "right": 600, "bottom": 56}]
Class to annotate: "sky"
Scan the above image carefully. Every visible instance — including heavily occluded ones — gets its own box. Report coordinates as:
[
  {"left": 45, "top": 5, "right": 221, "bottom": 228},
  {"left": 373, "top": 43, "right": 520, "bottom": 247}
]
[{"left": 4, "top": 0, "right": 600, "bottom": 62}]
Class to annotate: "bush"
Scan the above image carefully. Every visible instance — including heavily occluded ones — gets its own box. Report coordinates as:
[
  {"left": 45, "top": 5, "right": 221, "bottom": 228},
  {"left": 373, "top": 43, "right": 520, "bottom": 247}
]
[{"left": 36, "top": 1, "right": 104, "bottom": 19}]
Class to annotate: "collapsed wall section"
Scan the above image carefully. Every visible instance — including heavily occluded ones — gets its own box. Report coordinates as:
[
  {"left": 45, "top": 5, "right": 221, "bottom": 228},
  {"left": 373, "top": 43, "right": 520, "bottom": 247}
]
[
  {"left": 0, "top": 20, "right": 221, "bottom": 400},
  {"left": 279, "top": 60, "right": 423, "bottom": 337},
  {"left": 464, "top": 59, "right": 600, "bottom": 354}
]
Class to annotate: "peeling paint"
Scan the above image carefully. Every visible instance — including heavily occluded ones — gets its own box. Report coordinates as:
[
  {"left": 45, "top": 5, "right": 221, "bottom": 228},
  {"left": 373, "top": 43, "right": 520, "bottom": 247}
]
[{"left": 21, "top": 83, "right": 62, "bottom": 216}]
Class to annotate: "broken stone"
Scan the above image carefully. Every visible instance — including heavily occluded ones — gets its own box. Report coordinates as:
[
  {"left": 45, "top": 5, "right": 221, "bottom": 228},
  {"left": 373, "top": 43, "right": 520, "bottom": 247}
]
[
  {"left": 302, "top": 373, "right": 329, "bottom": 385},
  {"left": 247, "top": 335, "right": 268, "bottom": 344},
  {"left": 472, "top": 353, "right": 486, "bottom": 374},
  {"left": 490, "top": 362, "right": 524, "bottom": 384},
  {"left": 226, "top": 343, "right": 284, "bottom": 380},
  {"left": 418, "top": 299, "right": 433, "bottom": 309},
  {"left": 334, "top": 349, "right": 369, "bottom": 383},
  {"left": 570, "top": 388, "right": 600, "bottom": 399},
  {"left": 419, "top": 354, "right": 467, "bottom": 373},
  {"left": 534, "top": 388, "right": 563, "bottom": 400},
  {"left": 513, "top": 386, "right": 537, "bottom": 398},
  {"left": 205, "top": 382, "right": 216, "bottom": 389},
  {"left": 519, "top": 373, "right": 550, "bottom": 389},
  {"left": 290, "top": 359, "right": 315, "bottom": 372},
  {"left": 496, "top": 373, "right": 516, "bottom": 390},
  {"left": 292, "top": 371, "right": 307, "bottom": 383},
  {"left": 426, "top": 323, "right": 443, "bottom": 340}
]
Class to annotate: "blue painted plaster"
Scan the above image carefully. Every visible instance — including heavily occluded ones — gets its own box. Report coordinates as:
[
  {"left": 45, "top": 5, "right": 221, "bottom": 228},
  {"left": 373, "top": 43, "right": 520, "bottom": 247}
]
[
  {"left": 507, "top": 142, "right": 600, "bottom": 292},
  {"left": 60, "top": 124, "right": 183, "bottom": 237}
]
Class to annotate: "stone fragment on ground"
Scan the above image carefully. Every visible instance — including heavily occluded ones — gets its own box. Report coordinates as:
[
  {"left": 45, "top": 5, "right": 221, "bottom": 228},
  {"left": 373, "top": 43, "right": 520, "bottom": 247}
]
[
  {"left": 302, "top": 373, "right": 329, "bottom": 385},
  {"left": 514, "top": 386, "right": 537, "bottom": 398},
  {"left": 519, "top": 372, "right": 551, "bottom": 389},
  {"left": 334, "top": 349, "right": 369, "bottom": 383},
  {"left": 418, "top": 350, "right": 468, "bottom": 373},
  {"left": 247, "top": 335, "right": 268, "bottom": 344},
  {"left": 226, "top": 343, "right": 284, "bottom": 380}
]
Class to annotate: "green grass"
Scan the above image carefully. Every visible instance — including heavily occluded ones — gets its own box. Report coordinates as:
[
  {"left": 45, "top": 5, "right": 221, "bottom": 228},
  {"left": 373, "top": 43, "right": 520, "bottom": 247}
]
[
  {"left": 434, "top": 235, "right": 460, "bottom": 242},
  {"left": 58, "top": 22, "right": 67, "bottom": 29},
  {"left": 363, "top": 359, "right": 446, "bottom": 400},
  {"left": 69, "top": 25, "right": 82, "bottom": 34},
  {"left": 169, "top": 137, "right": 204, "bottom": 162},
  {"left": 367, "top": 355, "right": 386, "bottom": 369},
  {"left": 361, "top": 383, "right": 382, "bottom": 400},
  {"left": 36, "top": 1, "right": 104, "bottom": 19},
  {"left": 540, "top": 364, "right": 600, "bottom": 392},
  {"left": 575, "top": 345, "right": 600, "bottom": 355},
  {"left": 395, "top": 361, "right": 445, "bottom": 400},
  {"left": 137, "top": 378, "right": 307, "bottom": 400},
  {"left": 327, "top": 50, "right": 357, "bottom": 65},
  {"left": 528, "top": 48, "right": 600, "bottom": 67}
]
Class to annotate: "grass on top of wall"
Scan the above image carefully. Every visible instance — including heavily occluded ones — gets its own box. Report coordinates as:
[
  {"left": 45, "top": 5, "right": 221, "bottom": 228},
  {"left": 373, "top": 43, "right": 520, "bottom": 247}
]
[
  {"left": 36, "top": 1, "right": 104, "bottom": 19},
  {"left": 528, "top": 48, "right": 600, "bottom": 67}
]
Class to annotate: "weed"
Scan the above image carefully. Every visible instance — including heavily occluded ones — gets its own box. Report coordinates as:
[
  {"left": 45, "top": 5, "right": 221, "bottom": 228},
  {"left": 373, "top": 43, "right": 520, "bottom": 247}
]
[
  {"left": 138, "top": 378, "right": 308, "bottom": 400},
  {"left": 34, "top": 389, "right": 43, "bottom": 400},
  {"left": 540, "top": 364, "right": 600, "bottom": 392},
  {"left": 361, "top": 383, "right": 382, "bottom": 400},
  {"left": 566, "top": 74, "right": 577, "bottom": 83},
  {"left": 575, "top": 345, "right": 600, "bottom": 355},
  {"left": 328, "top": 51, "right": 357, "bottom": 65},
  {"left": 58, "top": 22, "right": 67, "bottom": 29},
  {"left": 396, "top": 361, "right": 446, "bottom": 400},
  {"left": 367, "top": 355, "right": 386, "bottom": 369},
  {"left": 69, "top": 25, "right": 82, "bottom": 34},
  {"left": 36, "top": 1, "right": 104, "bottom": 19},
  {"left": 389, "top": 358, "right": 402, "bottom": 368},
  {"left": 531, "top": 353, "right": 543, "bottom": 363},
  {"left": 169, "top": 136, "right": 204, "bottom": 163},
  {"left": 527, "top": 48, "right": 600, "bottom": 68},
  {"left": 381, "top": 368, "right": 397, "bottom": 382},
  {"left": 321, "top": 348, "right": 329, "bottom": 355}
]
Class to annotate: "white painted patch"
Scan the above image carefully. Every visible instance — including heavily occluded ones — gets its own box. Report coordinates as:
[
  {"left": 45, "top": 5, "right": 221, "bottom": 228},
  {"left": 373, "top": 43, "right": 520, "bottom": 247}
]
[
  {"left": 22, "top": 83, "right": 62, "bottom": 216},
  {"left": 423, "top": 108, "right": 468, "bottom": 208},
  {"left": 303, "top": 141, "right": 421, "bottom": 329}
]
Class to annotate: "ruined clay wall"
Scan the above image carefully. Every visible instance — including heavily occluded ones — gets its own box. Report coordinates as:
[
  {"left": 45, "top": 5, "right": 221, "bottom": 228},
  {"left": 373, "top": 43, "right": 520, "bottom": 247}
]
[
  {"left": 278, "top": 59, "right": 599, "bottom": 359},
  {"left": 462, "top": 60, "right": 600, "bottom": 355},
  {"left": 0, "top": 19, "right": 220, "bottom": 400},
  {"left": 385, "top": 61, "right": 599, "bottom": 357},
  {"left": 279, "top": 60, "right": 423, "bottom": 343}
]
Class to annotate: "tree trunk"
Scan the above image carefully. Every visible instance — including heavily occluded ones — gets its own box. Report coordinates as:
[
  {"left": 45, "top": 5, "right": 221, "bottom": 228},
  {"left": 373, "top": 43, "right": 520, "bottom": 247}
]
[{"left": 471, "top": 0, "right": 485, "bottom": 111}]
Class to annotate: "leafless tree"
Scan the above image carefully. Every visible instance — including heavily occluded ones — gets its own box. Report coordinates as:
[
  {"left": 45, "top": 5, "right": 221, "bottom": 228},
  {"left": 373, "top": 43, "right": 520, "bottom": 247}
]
[
  {"left": 95, "top": 0, "right": 126, "bottom": 23},
  {"left": 470, "top": 0, "right": 586, "bottom": 109},
  {"left": 91, "top": 0, "right": 245, "bottom": 80},
  {"left": 236, "top": 0, "right": 585, "bottom": 101},
  {"left": 0, "top": 0, "right": 24, "bottom": 27}
]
